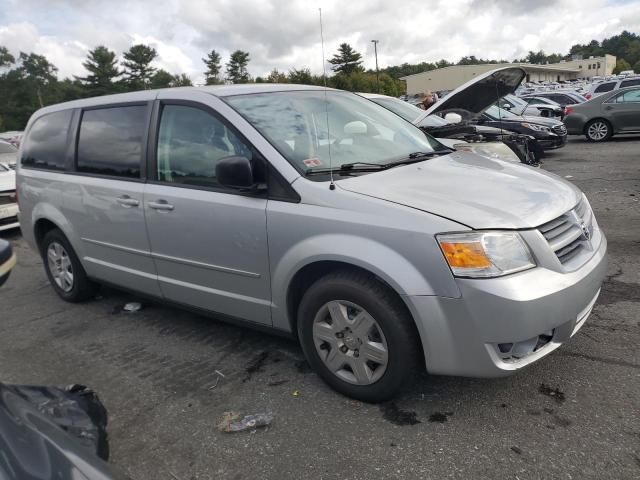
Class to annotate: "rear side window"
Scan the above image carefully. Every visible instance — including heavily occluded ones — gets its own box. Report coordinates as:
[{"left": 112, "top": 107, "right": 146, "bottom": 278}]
[
  {"left": 77, "top": 105, "right": 147, "bottom": 178},
  {"left": 620, "top": 79, "right": 640, "bottom": 88},
  {"left": 594, "top": 82, "right": 615, "bottom": 93},
  {"left": 22, "top": 110, "right": 72, "bottom": 170},
  {"left": 613, "top": 89, "right": 640, "bottom": 103}
]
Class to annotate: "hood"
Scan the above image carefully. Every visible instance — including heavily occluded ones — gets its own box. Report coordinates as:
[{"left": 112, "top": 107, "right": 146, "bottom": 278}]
[
  {"left": 416, "top": 67, "right": 526, "bottom": 122},
  {"left": 338, "top": 150, "right": 580, "bottom": 229},
  {"left": 0, "top": 169, "right": 15, "bottom": 192},
  {"left": 494, "top": 114, "right": 564, "bottom": 128}
]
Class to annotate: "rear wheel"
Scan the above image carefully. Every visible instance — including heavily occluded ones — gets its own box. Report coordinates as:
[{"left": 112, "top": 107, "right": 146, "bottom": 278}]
[
  {"left": 297, "top": 270, "right": 420, "bottom": 403},
  {"left": 585, "top": 119, "right": 612, "bottom": 142},
  {"left": 41, "top": 229, "right": 98, "bottom": 302}
]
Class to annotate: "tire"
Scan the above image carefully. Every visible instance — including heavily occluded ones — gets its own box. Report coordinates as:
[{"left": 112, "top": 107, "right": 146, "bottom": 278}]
[
  {"left": 297, "top": 270, "right": 420, "bottom": 403},
  {"left": 40, "top": 228, "right": 98, "bottom": 302},
  {"left": 584, "top": 119, "right": 612, "bottom": 142}
]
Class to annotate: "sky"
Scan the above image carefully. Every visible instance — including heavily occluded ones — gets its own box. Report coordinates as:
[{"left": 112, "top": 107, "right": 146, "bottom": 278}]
[{"left": 0, "top": 0, "right": 638, "bottom": 84}]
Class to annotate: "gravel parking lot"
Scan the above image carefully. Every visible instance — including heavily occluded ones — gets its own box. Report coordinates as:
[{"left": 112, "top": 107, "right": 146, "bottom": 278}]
[{"left": 1, "top": 136, "right": 639, "bottom": 480}]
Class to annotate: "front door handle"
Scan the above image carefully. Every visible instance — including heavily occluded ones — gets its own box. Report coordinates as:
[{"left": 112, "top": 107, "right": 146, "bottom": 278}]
[
  {"left": 604, "top": 106, "right": 613, "bottom": 111},
  {"left": 117, "top": 195, "right": 140, "bottom": 208},
  {"left": 148, "top": 200, "right": 174, "bottom": 212}
]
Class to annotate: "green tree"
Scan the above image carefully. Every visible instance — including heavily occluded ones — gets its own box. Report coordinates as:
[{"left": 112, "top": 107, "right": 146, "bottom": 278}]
[
  {"left": 150, "top": 69, "right": 173, "bottom": 88},
  {"left": 171, "top": 73, "right": 192, "bottom": 87},
  {"left": 18, "top": 52, "right": 58, "bottom": 107},
  {"left": 634, "top": 59, "right": 640, "bottom": 74},
  {"left": 328, "top": 43, "right": 363, "bottom": 74},
  {"left": 75, "top": 46, "right": 120, "bottom": 96},
  {"left": 288, "top": 67, "right": 313, "bottom": 84},
  {"left": 0, "top": 46, "right": 14, "bottom": 67},
  {"left": 203, "top": 49, "right": 223, "bottom": 85},
  {"left": 266, "top": 68, "right": 288, "bottom": 83},
  {"left": 613, "top": 58, "right": 632, "bottom": 74},
  {"left": 226, "top": 50, "right": 250, "bottom": 83},
  {"left": 122, "top": 44, "right": 157, "bottom": 90}
]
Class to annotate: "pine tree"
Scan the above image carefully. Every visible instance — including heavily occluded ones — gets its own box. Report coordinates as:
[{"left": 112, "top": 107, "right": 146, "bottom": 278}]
[
  {"left": 122, "top": 44, "right": 157, "bottom": 90},
  {"left": 226, "top": 50, "right": 250, "bottom": 83},
  {"left": 75, "top": 46, "right": 120, "bottom": 95},
  {"left": 328, "top": 43, "right": 363, "bottom": 74},
  {"left": 0, "top": 46, "right": 14, "bottom": 67},
  {"left": 203, "top": 49, "right": 223, "bottom": 85}
]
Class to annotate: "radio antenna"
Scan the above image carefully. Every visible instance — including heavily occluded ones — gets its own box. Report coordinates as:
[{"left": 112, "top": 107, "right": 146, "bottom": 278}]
[{"left": 319, "top": 7, "right": 335, "bottom": 190}]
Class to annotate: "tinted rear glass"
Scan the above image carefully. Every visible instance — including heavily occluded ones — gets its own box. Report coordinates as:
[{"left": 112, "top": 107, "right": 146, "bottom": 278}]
[
  {"left": 594, "top": 83, "right": 615, "bottom": 93},
  {"left": 22, "top": 110, "right": 72, "bottom": 170},
  {"left": 77, "top": 105, "right": 147, "bottom": 178},
  {"left": 620, "top": 79, "right": 640, "bottom": 88}
]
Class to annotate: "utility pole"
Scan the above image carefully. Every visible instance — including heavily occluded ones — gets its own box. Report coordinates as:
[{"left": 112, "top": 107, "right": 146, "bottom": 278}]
[{"left": 371, "top": 40, "right": 379, "bottom": 92}]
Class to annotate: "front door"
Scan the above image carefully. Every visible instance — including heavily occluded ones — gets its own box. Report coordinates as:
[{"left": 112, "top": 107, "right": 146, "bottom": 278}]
[
  {"left": 144, "top": 98, "right": 271, "bottom": 325},
  {"left": 605, "top": 88, "right": 640, "bottom": 131}
]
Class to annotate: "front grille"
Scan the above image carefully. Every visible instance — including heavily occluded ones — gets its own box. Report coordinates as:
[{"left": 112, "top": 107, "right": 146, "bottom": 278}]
[
  {"left": 553, "top": 124, "right": 567, "bottom": 135},
  {"left": 0, "top": 191, "right": 16, "bottom": 206},
  {"left": 538, "top": 198, "right": 593, "bottom": 265}
]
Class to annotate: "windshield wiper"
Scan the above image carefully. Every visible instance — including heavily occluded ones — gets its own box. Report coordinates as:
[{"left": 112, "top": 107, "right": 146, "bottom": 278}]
[{"left": 305, "top": 153, "right": 447, "bottom": 176}]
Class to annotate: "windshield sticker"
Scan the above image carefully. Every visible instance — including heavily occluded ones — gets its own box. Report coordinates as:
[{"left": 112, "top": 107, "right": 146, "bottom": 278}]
[{"left": 303, "top": 158, "right": 322, "bottom": 167}]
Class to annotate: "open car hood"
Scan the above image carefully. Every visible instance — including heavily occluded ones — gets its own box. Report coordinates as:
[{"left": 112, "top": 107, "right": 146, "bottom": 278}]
[{"left": 415, "top": 67, "right": 526, "bottom": 122}]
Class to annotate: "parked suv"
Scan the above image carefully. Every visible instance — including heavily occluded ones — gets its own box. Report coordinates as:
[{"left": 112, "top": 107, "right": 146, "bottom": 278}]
[
  {"left": 585, "top": 76, "right": 640, "bottom": 99},
  {"left": 17, "top": 85, "right": 607, "bottom": 402}
]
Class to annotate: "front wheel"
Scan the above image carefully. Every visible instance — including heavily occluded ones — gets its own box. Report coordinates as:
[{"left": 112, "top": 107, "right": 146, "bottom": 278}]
[
  {"left": 297, "top": 270, "right": 420, "bottom": 403},
  {"left": 585, "top": 119, "right": 612, "bottom": 142}
]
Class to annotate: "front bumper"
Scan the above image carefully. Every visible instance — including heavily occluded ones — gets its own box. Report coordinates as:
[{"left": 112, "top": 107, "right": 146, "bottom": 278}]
[
  {"left": 405, "top": 231, "right": 607, "bottom": 377},
  {"left": 538, "top": 134, "right": 567, "bottom": 150},
  {"left": 0, "top": 203, "right": 19, "bottom": 232}
]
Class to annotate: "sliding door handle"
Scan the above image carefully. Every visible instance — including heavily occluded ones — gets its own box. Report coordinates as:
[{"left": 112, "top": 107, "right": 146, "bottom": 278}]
[{"left": 148, "top": 200, "right": 174, "bottom": 212}]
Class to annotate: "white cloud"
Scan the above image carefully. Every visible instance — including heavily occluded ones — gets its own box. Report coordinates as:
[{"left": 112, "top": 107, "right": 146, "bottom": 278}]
[{"left": 0, "top": 0, "right": 639, "bottom": 80}]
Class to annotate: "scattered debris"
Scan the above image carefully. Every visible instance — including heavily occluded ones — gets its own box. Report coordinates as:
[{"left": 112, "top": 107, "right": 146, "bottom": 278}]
[
  {"left": 267, "top": 379, "right": 288, "bottom": 386},
  {"left": 292, "top": 390, "right": 300, "bottom": 397},
  {"left": 218, "top": 412, "right": 273, "bottom": 433},
  {"left": 428, "top": 411, "right": 453, "bottom": 423},
  {"left": 511, "top": 446, "right": 523, "bottom": 455},
  {"left": 539, "top": 383, "right": 566, "bottom": 404},
  {"left": 208, "top": 370, "right": 225, "bottom": 390},
  {"left": 123, "top": 302, "right": 142, "bottom": 313},
  {"left": 380, "top": 402, "right": 421, "bottom": 426}
]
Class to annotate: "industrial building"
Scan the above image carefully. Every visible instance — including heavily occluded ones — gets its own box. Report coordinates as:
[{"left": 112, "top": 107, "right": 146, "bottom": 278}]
[{"left": 400, "top": 55, "right": 616, "bottom": 95}]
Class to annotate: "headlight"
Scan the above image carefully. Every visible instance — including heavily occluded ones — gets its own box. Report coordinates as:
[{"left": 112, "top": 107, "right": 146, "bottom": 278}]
[
  {"left": 437, "top": 232, "right": 535, "bottom": 278},
  {"left": 521, "top": 122, "right": 552, "bottom": 133}
]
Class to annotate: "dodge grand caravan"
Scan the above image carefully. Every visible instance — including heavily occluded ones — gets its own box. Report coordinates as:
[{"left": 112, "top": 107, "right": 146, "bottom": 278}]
[{"left": 17, "top": 84, "right": 607, "bottom": 402}]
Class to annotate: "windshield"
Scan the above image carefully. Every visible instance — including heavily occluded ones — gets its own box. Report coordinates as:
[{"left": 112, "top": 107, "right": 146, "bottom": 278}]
[
  {"left": 484, "top": 104, "right": 522, "bottom": 120},
  {"left": 226, "top": 90, "right": 443, "bottom": 174},
  {"left": 369, "top": 96, "right": 422, "bottom": 123}
]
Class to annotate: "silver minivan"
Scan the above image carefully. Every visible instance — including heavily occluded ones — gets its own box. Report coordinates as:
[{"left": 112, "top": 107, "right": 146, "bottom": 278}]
[{"left": 17, "top": 84, "right": 607, "bottom": 402}]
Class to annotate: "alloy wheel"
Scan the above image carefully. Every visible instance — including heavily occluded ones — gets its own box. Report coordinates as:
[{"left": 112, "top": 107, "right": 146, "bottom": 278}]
[
  {"left": 47, "top": 242, "right": 74, "bottom": 292},
  {"left": 587, "top": 121, "right": 609, "bottom": 141},
  {"left": 312, "top": 300, "right": 389, "bottom": 385}
]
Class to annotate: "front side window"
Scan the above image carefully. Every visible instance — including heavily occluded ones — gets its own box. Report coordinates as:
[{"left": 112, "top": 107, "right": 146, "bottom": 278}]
[
  {"left": 22, "top": 110, "right": 72, "bottom": 170},
  {"left": 156, "top": 105, "right": 253, "bottom": 188},
  {"left": 225, "top": 91, "right": 443, "bottom": 174},
  {"left": 77, "top": 105, "right": 147, "bottom": 178}
]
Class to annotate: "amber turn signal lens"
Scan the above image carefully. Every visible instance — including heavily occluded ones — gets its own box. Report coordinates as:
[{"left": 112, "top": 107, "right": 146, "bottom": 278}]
[{"left": 439, "top": 241, "right": 492, "bottom": 269}]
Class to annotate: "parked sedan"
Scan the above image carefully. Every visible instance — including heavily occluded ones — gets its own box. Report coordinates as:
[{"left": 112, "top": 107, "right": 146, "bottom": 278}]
[
  {"left": 500, "top": 94, "right": 563, "bottom": 118},
  {"left": 564, "top": 86, "right": 640, "bottom": 142},
  {"left": 521, "top": 91, "right": 587, "bottom": 106},
  {"left": 0, "top": 163, "right": 19, "bottom": 232}
]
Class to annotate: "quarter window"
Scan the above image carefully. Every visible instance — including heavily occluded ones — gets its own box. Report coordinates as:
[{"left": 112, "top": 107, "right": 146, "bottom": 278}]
[
  {"left": 77, "top": 105, "right": 147, "bottom": 178},
  {"left": 156, "top": 104, "right": 253, "bottom": 188},
  {"left": 613, "top": 89, "right": 640, "bottom": 103},
  {"left": 21, "top": 110, "right": 72, "bottom": 170}
]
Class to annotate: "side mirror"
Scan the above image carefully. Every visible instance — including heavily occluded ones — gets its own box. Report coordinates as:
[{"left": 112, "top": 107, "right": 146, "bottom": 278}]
[
  {"left": 502, "top": 103, "right": 512, "bottom": 110},
  {"left": 444, "top": 113, "right": 462, "bottom": 124},
  {"left": 216, "top": 156, "right": 254, "bottom": 189},
  {"left": 343, "top": 121, "right": 367, "bottom": 135},
  {"left": 0, "top": 239, "right": 16, "bottom": 288}
]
